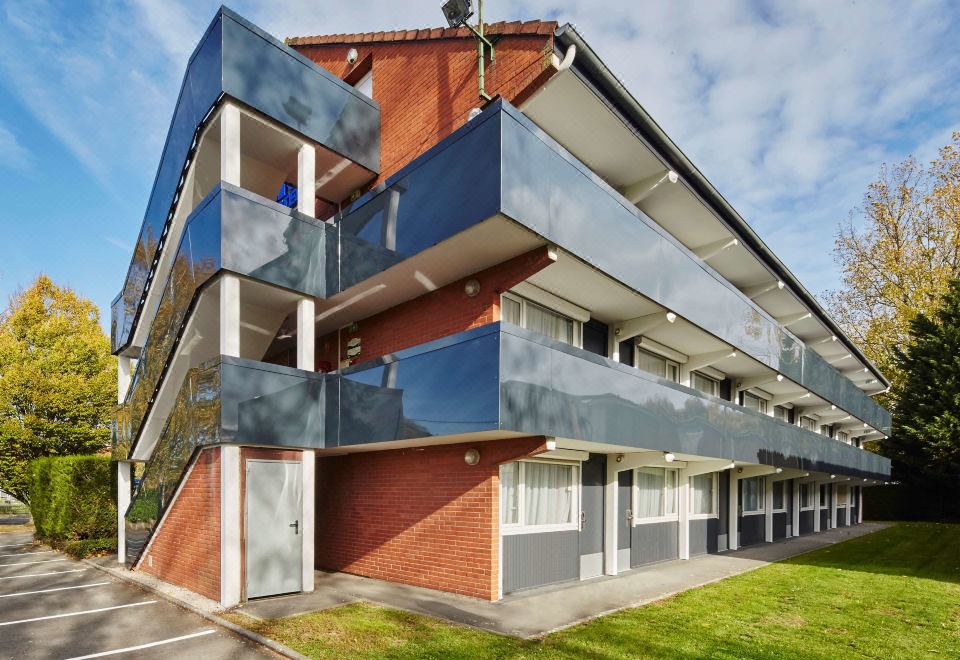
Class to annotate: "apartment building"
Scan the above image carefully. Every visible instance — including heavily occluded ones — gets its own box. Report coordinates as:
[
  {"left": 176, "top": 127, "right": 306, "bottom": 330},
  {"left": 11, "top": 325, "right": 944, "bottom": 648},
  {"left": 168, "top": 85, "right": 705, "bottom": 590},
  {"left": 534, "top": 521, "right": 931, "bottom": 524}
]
[{"left": 113, "top": 7, "right": 891, "bottom": 607}]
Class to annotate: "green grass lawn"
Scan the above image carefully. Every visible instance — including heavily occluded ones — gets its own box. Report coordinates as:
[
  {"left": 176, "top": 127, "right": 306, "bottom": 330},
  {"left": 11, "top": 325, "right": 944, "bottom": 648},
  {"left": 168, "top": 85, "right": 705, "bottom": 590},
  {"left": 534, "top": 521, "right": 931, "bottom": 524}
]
[{"left": 231, "top": 522, "right": 960, "bottom": 659}]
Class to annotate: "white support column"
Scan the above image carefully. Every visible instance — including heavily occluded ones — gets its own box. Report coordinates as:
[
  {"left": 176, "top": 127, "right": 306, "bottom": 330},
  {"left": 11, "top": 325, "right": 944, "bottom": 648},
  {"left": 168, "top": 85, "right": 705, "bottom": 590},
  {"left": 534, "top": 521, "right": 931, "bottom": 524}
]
[
  {"left": 116, "top": 461, "right": 131, "bottom": 565},
  {"left": 830, "top": 483, "right": 838, "bottom": 529},
  {"left": 117, "top": 357, "right": 133, "bottom": 404},
  {"left": 220, "top": 446, "right": 241, "bottom": 608},
  {"left": 301, "top": 450, "right": 315, "bottom": 593},
  {"left": 220, "top": 274, "right": 240, "bottom": 358},
  {"left": 603, "top": 459, "right": 619, "bottom": 576},
  {"left": 297, "top": 143, "right": 316, "bottom": 218},
  {"left": 844, "top": 489, "right": 851, "bottom": 526},
  {"left": 221, "top": 103, "right": 241, "bottom": 186},
  {"left": 764, "top": 477, "right": 774, "bottom": 543},
  {"left": 791, "top": 479, "right": 801, "bottom": 537},
  {"left": 678, "top": 468, "right": 690, "bottom": 560},
  {"left": 728, "top": 472, "right": 739, "bottom": 551},
  {"left": 813, "top": 481, "right": 822, "bottom": 532},
  {"left": 296, "top": 298, "right": 315, "bottom": 371},
  {"left": 858, "top": 487, "right": 864, "bottom": 523}
]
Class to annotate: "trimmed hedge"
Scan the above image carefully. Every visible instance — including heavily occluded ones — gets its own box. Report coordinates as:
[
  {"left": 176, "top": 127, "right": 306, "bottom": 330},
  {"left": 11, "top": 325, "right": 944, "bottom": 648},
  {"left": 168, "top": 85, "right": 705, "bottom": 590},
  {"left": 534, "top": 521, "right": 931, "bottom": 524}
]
[{"left": 28, "top": 455, "right": 116, "bottom": 542}]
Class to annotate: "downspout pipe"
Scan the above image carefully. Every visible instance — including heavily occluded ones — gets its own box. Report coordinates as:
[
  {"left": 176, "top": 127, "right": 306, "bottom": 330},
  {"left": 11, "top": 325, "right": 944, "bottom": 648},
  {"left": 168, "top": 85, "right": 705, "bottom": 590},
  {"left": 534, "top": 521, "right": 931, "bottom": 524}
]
[{"left": 553, "top": 24, "right": 889, "bottom": 391}]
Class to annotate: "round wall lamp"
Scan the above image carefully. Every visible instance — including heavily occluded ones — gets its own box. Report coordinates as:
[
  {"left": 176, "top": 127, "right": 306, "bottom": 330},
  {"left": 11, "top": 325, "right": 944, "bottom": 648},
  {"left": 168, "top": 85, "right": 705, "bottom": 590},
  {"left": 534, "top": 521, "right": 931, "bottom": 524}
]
[
  {"left": 464, "top": 448, "right": 480, "bottom": 465},
  {"left": 663, "top": 452, "right": 676, "bottom": 463},
  {"left": 464, "top": 279, "right": 481, "bottom": 298},
  {"left": 616, "top": 454, "right": 623, "bottom": 463},
  {"left": 775, "top": 467, "right": 783, "bottom": 474},
  {"left": 347, "top": 47, "right": 359, "bottom": 64}
]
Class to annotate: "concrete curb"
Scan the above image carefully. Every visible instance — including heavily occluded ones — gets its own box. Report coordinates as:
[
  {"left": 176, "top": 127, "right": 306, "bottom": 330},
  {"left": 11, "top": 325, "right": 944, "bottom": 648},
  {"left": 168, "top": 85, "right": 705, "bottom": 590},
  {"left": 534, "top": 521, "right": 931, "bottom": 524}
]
[{"left": 83, "top": 559, "right": 309, "bottom": 660}]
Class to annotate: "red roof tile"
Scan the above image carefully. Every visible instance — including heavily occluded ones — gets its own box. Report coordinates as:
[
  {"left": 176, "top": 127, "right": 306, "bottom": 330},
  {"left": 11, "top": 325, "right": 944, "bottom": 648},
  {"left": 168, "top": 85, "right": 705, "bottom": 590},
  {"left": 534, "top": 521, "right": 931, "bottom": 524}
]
[{"left": 286, "top": 19, "right": 557, "bottom": 47}]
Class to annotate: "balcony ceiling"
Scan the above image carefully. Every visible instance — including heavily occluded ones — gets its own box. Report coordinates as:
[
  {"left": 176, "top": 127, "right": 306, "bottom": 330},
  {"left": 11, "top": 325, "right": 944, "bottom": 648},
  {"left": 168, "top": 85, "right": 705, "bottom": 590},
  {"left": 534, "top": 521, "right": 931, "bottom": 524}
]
[{"left": 520, "top": 67, "right": 881, "bottom": 395}]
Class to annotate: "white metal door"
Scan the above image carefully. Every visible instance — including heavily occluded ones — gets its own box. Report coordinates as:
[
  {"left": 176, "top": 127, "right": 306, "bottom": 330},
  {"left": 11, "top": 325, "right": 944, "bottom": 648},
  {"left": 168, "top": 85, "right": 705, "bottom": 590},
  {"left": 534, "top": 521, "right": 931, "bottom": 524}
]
[{"left": 245, "top": 460, "right": 303, "bottom": 599}]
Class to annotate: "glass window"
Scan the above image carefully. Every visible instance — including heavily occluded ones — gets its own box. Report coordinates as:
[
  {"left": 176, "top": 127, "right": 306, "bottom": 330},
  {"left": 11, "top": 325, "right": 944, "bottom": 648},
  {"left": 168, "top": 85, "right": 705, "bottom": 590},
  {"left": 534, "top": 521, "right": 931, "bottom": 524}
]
[
  {"left": 501, "top": 296, "right": 521, "bottom": 326},
  {"left": 499, "top": 461, "right": 578, "bottom": 530},
  {"left": 773, "top": 480, "right": 786, "bottom": 511},
  {"left": 836, "top": 484, "right": 848, "bottom": 507},
  {"left": 690, "top": 473, "right": 717, "bottom": 516},
  {"left": 819, "top": 484, "right": 829, "bottom": 508},
  {"left": 692, "top": 371, "right": 719, "bottom": 397},
  {"left": 742, "top": 391, "right": 768, "bottom": 414},
  {"left": 800, "top": 482, "right": 814, "bottom": 509},
  {"left": 500, "top": 293, "right": 581, "bottom": 347},
  {"left": 820, "top": 424, "right": 832, "bottom": 437},
  {"left": 499, "top": 462, "right": 518, "bottom": 525},
  {"left": 800, "top": 416, "right": 818, "bottom": 432},
  {"left": 742, "top": 476, "right": 763, "bottom": 514},
  {"left": 635, "top": 467, "right": 678, "bottom": 521},
  {"left": 774, "top": 405, "right": 790, "bottom": 422},
  {"left": 836, "top": 431, "right": 849, "bottom": 444},
  {"left": 636, "top": 348, "right": 679, "bottom": 382}
]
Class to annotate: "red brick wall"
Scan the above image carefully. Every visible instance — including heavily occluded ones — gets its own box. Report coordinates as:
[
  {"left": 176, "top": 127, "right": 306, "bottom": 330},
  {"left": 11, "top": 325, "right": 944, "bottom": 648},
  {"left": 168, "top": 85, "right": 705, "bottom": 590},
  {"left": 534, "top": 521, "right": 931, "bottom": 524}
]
[
  {"left": 139, "top": 447, "right": 221, "bottom": 601},
  {"left": 315, "top": 437, "right": 548, "bottom": 600},
  {"left": 339, "top": 246, "right": 554, "bottom": 366},
  {"left": 296, "top": 33, "right": 554, "bottom": 186}
]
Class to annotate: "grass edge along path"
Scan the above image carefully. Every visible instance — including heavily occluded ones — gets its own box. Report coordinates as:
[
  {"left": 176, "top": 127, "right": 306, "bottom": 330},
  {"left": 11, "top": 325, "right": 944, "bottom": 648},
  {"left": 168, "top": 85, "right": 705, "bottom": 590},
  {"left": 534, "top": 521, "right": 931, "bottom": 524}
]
[{"left": 228, "top": 522, "right": 960, "bottom": 659}]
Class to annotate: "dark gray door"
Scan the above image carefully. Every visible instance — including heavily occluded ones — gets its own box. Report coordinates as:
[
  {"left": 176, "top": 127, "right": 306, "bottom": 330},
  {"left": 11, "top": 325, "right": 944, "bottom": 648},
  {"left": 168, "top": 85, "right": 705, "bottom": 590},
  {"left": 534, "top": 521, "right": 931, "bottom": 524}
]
[
  {"left": 617, "top": 469, "right": 632, "bottom": 572},
  {"left": 245, "top": 460, "right": 303, "bottom": 599},
  {"left": 579, "top": 454, "right": 605, "bottom": 579}
]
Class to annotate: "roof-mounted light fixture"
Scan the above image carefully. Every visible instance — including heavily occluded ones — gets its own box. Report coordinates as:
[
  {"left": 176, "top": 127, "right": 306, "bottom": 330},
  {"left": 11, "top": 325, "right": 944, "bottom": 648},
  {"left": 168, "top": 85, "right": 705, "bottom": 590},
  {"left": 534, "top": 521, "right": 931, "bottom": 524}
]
[{"left": 441, "top": 0, "right": 496, "bottom": 101}]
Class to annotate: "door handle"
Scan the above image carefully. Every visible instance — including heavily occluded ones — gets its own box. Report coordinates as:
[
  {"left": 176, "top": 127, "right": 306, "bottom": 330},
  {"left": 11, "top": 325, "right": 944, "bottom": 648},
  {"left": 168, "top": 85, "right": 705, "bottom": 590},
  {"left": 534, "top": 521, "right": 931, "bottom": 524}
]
[
  {"left": 625, "top": 509, "right": 633, "bottom": 521},
  {"left": 289, "top": 520, "right": 299, "bottom": 535}
]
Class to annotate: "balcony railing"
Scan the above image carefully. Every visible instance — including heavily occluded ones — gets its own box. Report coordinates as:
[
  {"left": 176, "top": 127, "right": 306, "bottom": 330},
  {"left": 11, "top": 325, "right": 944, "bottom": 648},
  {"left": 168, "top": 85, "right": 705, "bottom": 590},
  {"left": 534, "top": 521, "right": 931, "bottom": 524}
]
[
  {"left": 112, "top": 7, "right": 379, "bottom": 355},
  {"left": 114, "top": 183, "right": 336, "bottom": 459},
  {"left": 335, "top": 101, "right": 890, "bottom": 434}
]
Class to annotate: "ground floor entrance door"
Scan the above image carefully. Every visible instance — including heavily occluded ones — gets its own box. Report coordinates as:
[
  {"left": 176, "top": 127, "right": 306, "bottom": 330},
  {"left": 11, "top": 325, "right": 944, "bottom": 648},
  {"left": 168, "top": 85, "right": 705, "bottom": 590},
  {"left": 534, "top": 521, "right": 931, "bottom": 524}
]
[
  {"left": 245, "top": 459, "right": 303, "bottom": 599},
  {"left": 579, "top": 454, "right": 605, "bottom": 579}
]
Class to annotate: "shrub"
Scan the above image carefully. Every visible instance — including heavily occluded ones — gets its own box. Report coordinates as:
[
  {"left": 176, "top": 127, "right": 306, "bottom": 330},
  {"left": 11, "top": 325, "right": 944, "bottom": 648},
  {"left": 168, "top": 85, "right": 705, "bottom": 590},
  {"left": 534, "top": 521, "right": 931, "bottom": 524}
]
[
  {"left": 59, "top": 537, "right": 117, "bottom": 559},
  {"left": 28, "top": 455, "right": 115, "bottom": 542}
]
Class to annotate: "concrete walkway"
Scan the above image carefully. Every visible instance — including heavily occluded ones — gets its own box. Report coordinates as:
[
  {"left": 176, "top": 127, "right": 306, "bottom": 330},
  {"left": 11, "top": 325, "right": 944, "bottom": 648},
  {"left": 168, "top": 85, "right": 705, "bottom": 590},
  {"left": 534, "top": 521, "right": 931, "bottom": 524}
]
[{"left": 236, "top": 523, "right": 886, "bottom": 638}]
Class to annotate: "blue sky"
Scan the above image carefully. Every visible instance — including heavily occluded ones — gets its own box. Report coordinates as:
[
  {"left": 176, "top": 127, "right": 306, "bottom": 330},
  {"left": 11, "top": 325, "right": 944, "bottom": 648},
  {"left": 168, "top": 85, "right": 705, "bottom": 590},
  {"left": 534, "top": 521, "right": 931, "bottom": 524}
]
[{"left": 1, "top": 0, "right": 958, "bottom": 334}]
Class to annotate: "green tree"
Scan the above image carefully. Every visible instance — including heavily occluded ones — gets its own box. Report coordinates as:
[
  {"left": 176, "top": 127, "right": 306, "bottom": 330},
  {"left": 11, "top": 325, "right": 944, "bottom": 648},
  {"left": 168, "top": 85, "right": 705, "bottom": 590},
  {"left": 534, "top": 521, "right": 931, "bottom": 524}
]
[
  {"left": 0, "top": 276, "right": 116, "bottom": 503},
  {"left": 883, "top": 279, "right": 960, "bottom": 476},
  {"left": 825, "top": 132, "right": 960, "bottom": 406}
]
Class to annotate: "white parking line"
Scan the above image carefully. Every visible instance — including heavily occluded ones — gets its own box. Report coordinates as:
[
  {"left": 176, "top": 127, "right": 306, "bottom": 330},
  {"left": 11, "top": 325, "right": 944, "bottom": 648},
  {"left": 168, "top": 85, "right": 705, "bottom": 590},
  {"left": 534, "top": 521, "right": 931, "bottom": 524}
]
[
  {"left": 0, "top": 550, "right": 53, "bottom": 558},
  {"left": 0, "top": 582, "right": 109, "bottom": 598},
  {"left": 0, "top": 558, "right": 67, "bottom": 567},
  {"left": 64, "top": 629, "right": 217, "bottom": 659},
  {"left": 0, "top": 569, "right": 86, "bottom": 580},
  {"left": 0, "top": 600, "right": 156, "bottom": 626}
]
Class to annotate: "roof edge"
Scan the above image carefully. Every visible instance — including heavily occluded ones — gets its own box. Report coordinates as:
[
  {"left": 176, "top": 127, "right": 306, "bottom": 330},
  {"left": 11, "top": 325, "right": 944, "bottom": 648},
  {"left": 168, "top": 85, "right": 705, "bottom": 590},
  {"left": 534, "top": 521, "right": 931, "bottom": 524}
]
[
  {"left": 287, "top": 19, "right": 557, "bottom": 47},
  {"left": 553, "top": 23, "right": 889, "bottom": 391}
]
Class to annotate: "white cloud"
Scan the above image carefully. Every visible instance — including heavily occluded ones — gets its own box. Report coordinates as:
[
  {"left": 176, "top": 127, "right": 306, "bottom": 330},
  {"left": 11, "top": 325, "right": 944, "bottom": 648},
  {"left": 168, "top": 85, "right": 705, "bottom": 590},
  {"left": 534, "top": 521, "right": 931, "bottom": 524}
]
[
  {"left": 0, "top": 121, "right": 33, "bottom": 172},
  {"left": 0, "top": 0, "right": 956, "bottom": 296}
]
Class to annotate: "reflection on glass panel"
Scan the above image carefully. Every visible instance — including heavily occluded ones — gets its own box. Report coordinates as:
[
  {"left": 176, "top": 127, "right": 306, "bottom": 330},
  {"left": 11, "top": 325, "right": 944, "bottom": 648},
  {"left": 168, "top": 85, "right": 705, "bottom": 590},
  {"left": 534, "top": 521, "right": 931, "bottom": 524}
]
[{"left": 773, "top": 480, "right": 785, "bottom": 510}]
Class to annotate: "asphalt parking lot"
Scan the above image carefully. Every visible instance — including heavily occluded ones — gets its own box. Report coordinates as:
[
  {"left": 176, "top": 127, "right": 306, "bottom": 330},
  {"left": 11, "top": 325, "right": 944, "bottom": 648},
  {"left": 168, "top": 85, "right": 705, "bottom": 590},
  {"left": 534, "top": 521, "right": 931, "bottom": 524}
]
[{"left": 0, "top": 530, "right": 272, "bottom": 659}]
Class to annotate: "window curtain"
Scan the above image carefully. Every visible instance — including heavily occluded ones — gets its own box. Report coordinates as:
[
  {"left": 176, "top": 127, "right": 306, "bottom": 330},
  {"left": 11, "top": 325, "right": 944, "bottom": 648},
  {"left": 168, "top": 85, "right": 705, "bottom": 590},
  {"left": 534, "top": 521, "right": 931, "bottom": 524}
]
[
  {"left": 636, "top": 350, "right": 666, "bottom": 378},
  {"left": 499, "top": 463, "right": 519, "bottom": 525},
  {"left": 636, "top": 468, "right": 665, "bottom": 518},
  {"left": 691, "top": 474, "right": 714, "bottom": 515},
  {"left": 525, "top": 302, "right": 573, "bottom": 345},
  {"left": 523, "top": 462, "right": 573, "bottom": 525},
  {"left": 502, "top": 297, "right": 521, "bottom": 326}
]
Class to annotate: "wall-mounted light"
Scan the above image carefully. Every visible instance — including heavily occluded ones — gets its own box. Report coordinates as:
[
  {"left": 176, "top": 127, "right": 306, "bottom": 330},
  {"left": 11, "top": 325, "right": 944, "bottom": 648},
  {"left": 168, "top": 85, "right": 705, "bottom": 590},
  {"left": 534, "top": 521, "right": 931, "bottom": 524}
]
[
  {"left": 726, "top": 462, "right": 736, "bottom": 470},
  {"left": 464, "top": 278, "right": 481, "bottom": 297},
  {"left": 663, "top": 452, "right": 675, "bottom": 463},
  {"left": 346, "top": 47, "right": 359, "bottom": 64},
  {"left": 464, "top": 449, "right": 480, "bottom": 465},
  {"left": 775, "top": 468, "right": 783, "bottom": 474},
  {"left": 616, "top": 454, "right": 623, "bottom": 463},
  {"left": 737, "top": 467, "right": 743, "bottom": 474},
  {"left": 830, "top": 474, "right": 837, "bottom": 479}
]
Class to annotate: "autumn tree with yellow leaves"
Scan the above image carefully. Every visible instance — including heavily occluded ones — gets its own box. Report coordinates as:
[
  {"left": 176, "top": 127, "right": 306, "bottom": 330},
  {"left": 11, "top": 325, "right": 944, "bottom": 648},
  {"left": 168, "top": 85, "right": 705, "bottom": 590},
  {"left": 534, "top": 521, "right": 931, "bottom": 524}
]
[{"left": 826, "top": 132, "right": 960, "bottom": 407}]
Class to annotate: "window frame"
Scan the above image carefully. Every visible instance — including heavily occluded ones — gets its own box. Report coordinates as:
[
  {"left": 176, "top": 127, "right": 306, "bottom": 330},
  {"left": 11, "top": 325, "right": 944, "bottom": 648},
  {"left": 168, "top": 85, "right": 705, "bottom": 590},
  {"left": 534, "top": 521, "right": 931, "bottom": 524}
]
[
  {"left": 691, "top": 371, "right": 720, "bottom": 397},
  {"left": 501, "top": 292, "right": 583, "bottom": 348},
  {"left": 836, "top": 431, "right": 849, "bottom": 445},
  {"left": 799, "top": 482, "right": 815, "bottom": 511},
  {"left": 773, "top": 405, "right": 790, "bottom": 423},
  {"left": 819, "top": 484, "right": 829, "bottom": 510},
  {"left": 741, "top": 476, "right": 765, "bottom": 516},
  {"left": 689, "top": 472, "right": 719, "bottom": 520},
  {"left": 499, "top": 459, "right": 581, "bottom": 536},
  {"left": 835, "top": 484, "right": 848, "bottom": 507},
  {"left": 772, "top": 479, "right": 787, "bottom": 513},
  {"left": 742, "top": 391, "right": 768, "bottom": 415},
  {"left": 633, "top": 466, "right": 680, "bottom": 525},
  {"left": 800, "top": 416, "right": 818, "bottom": 432},
  {"left": 635, "top": 347, "right": 680, "bottom": 383}
]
